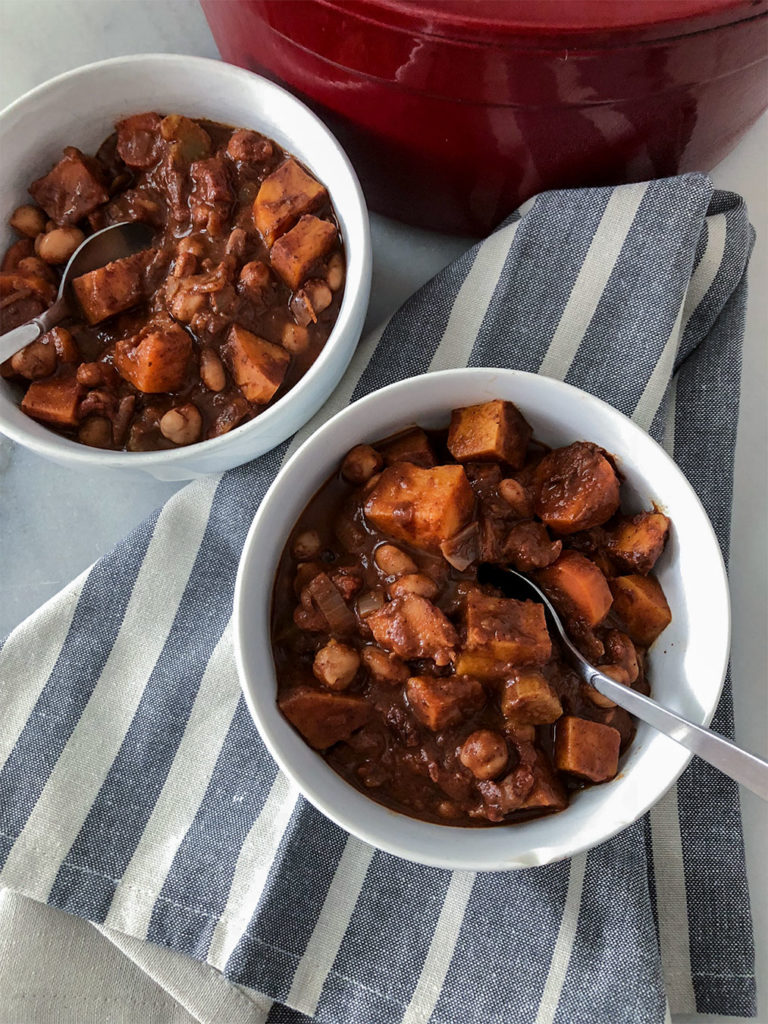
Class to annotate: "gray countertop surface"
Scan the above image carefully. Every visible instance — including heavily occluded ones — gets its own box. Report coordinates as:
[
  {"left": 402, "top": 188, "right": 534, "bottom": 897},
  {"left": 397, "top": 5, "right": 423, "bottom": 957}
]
[{"left": 0, "top": 2, "right": 765, "bottom": 1022}]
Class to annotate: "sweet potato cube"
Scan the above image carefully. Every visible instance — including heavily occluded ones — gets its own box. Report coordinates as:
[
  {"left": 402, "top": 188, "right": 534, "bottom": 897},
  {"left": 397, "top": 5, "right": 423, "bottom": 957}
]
[
  {"left": 279, "top": 687, "right": 371, "bottom": 750},
  {"left": 270, "top": 215, "right": 338, "bottom": 290},
  {"left": 405, "top": 675, "right": 485, "bottom": 731},
  {"left": 609, "top": 575, "right": 672, "bottom": 647},
  {"left": 378, "top": 428, "right": 436, "bottom": 468},
  {"left": 21, "top": 376, "right": 82, "bottom": 427},
  {"left": 464, "top": 590, "right": 552, "bottom": 665},
  {"left": 113, "top": 322, "right": 192, "bottom": 393},
  {"left": 555, "top": 716, "right": 621, "bottom": 783},
  {"left": 501, "top": 672, "right": 563, "bottom": 725},
  {"left": 254, "top": 158, "right": 327, "bottom": 246},
  {"left": 29, "top": 150, "right": 108, "bottom": 225},
  {"left": 534, "top": 442, "right": 620, "bottom": 534},
  {"left": 364, "top": 463, "right": 475, "bottom": 553},
  {"left": 454, "top": 650, "right": 511, "bottom": 681},
  {"left": 447, "top": 400, "right": 532, "bottom": 469},
  {"left": 536, "top": 551, "right": 613, "bottom": 627},
  {"left": 72, "top": 249, "right": 156, "bottom": 325},
  {"left": 368, "top": 594, "right": 458, "bottom": 663},
  {"left": 518, "top": 750, "right": 568, "bottom": 811},
  {"left": 224, "top": 324, "right": 290, "bottom": 404},
  {"left": 606, "top": 512, "right": 670, "bottom": 575}
]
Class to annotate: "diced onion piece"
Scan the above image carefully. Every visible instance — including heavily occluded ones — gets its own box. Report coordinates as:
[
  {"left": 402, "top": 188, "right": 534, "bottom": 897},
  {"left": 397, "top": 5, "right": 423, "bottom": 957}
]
[
  {"left": 440, "top": 521, "right": 480, "bottom": 571},
  {"left": 306, "top": 572, "right": 356, "bottom": 633},
  {"left": 357, "top": 590, "right": 385, "bottom": 618}
]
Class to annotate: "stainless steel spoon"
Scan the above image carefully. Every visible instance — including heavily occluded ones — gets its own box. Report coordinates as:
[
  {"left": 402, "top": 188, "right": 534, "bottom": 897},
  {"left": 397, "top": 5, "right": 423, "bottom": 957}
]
[
  {"left": 0, "top": 220, "right": 154, "bottom": 364},
  {"left": 481, "top": 564, "right": 768, "bottom": 800}
]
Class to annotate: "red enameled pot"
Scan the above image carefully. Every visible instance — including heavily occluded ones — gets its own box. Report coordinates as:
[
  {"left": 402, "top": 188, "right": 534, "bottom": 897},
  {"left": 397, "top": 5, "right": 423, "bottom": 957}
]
[{"left": 202, "top": 0, "right": 768, "bottom": 233}]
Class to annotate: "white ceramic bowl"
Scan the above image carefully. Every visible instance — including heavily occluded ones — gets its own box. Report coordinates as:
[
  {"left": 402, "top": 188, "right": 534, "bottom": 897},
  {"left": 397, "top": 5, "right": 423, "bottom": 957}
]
[
  {"left": 234, "top": 368, "right": 731, "bottom": 871},
  {"left": 0, "top": 54, "right": 371, "bottom": 480}
]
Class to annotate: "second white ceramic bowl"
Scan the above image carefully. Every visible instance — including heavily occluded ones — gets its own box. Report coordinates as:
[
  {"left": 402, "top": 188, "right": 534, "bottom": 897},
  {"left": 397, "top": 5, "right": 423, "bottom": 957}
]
[
  {"left": 0, "top": 54, "right": 371, "bottom": 480},
  {"left": 234, "top": 368, "right": 730, "bottom": 871}
]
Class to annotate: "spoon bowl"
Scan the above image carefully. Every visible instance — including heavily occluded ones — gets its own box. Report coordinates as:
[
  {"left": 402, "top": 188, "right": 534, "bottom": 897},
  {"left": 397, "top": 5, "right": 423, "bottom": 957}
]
[
  {"left": 0, "top": 220, "right": 155, "bottom": 363},
  {"left": 483, "top": 564, "right": 768, "bottom": 801}
]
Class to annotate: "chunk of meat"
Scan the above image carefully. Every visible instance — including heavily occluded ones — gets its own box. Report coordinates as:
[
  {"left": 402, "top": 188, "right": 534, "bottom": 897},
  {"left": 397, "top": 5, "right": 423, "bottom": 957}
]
[
  {"left": 72, "top": 248, "right": 157, "bottom": 324},
  {"left": 364, "top": 463, "right": 475, "bottom": 553},
  {"left": 21, "top": 375, "right": 83, "bottom": 427},
  {"left": 224, "top": 324, "right": 290, "bottom": 404},
  {"left": 270, "top": 215, "right": 338, "bottom": 290},
  {"left": 606, "top": 512, "right": 670, "bottom": 574},
  {"left": 279, "top": 687, "right": 371, "bottom": 750},
  {"left": 29, "top": 148, "right": 108, "bottom": 225},
  {"left": 501, "top": 672, "right": 563, "bottom": 725},
  {"left": 464, "top": 590, "right": 552, "bottom": 666},
  {"left": 609, "top": 575, "right": 672, "bottom": 647},
  {"left": 518, "top": 749, "right": 568, "bottom": 812},
  {"left": 477, "top": 764, "right": 536, "bottom": 820},
  {"left": 115, "top": 112, "right": 163, "bottom": 168},
  {"left": 536, "top": 551, "right": 613, "bottom": 627},
  {"left": 113, "top": 322, "right": 192, "bottom": 393},
  {"left": 226, "top": 129, "right": 273, "bottom": 165},
  {"left": 378, "top": 428, "right": 436, "bottom": 468},
  {"left": 447, "top": 400, "right": 532, "bottom": 468},
  {"left": 190, "top": 155, "right": 233, "bottom": 205},
  {"left": 368, "top": 594, "right": 458, "bottom": 664},
  {"left": 405, "top": 675, "right": 485, "bottom": 730},
  {"left": 254, "top": 158, "right": 327, "bottom": 246},
  {"left": 554, "top": 716, "right": 621, "bottom": 783},
  {"left": 534, "top": 442, "right": 620, "bottom": 534},
  {"left": 503, "top": 520, "right": 562, "bottom": 571}
]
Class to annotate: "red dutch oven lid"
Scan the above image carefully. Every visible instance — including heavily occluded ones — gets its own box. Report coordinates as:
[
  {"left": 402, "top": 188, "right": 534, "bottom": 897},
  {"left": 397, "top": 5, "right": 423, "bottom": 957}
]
[{"left": 346, "top": 0, "right": 765, "bottom": 43}]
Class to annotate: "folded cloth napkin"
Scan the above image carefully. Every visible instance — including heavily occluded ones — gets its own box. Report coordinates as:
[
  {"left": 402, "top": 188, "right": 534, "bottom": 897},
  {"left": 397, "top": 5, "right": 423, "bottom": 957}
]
[{"left": 0, "top": 173, "right": 756, "bottom": 1024}]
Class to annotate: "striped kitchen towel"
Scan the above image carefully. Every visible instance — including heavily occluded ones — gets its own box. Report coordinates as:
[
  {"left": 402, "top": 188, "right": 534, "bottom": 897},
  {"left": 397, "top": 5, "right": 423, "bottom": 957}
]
[{"left": 0, "top": 173, "right": 756, "bottom": 1024}]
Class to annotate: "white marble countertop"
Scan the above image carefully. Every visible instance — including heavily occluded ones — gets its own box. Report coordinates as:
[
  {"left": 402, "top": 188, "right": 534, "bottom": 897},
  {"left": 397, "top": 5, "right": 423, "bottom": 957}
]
[{"left": 0, "top": 2, "right": 765, "bottom": 1022}]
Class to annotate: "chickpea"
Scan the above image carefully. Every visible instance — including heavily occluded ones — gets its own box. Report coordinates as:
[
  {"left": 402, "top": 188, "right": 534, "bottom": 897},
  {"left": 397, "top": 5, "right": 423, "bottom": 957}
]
[
  {"left": 10, "top": 204, "right": 46, "bottom": 238},
  {"left": 361, "top": 646, "right": 409, "bottom": 685},
  {"left": 374, "top": 544, "right": 417, "bottom": 577},
  {"left": 600, "top": 664, "right": 631, "bottom": 686},
  {"left": 47, "top": 327, "right": 78, "bottom": 363},
  {"left": 239, "top": 260, "right": 271, "bottom": 296},
  {"left": 341, "top": 444, "right": 384, "bottom": 485},
  {"left": 499, "top": 478, "right": 533, "bottom": 518},
  {"left": 78, "top": 416, "right": 113, "bottom": 448},
  {"left": 325, "top": 251, "right": 345, "bottom": 292},
  {"left": 582, "top": 683, "right": 617, "bottom": 709},
  {"left": 178, "top": 235, "right": 205, "bottom": 258},
  {"left": 159, "top": 403, "right": 203, "bottom": 446},
  {"left": 292, "top": 530, "right": 321, "bottom": 561},
  {"left": 304, "top": 279, "right": 332, "bottom": 315},
  {"left": 36, "top": 226, "right": 84, "bottom": 265},
  {"left": 200, "top": 347, "right": 226, "bottom": 392},
  {"left": 17, "top": 256, "right": 56, "bottom": 282},
  {"left": 387, "top": 573, "right": 439, "bottom": 601},
  {"left": 10, "top": 340, "right": 57, "bottom": 380},
  {"left": 459, "top": 730, "right": 509, "bottom": 780},
  {"left": 225, "top": 226, "right": 247, "bottom": 257},
  {"left": 313, "top": 639, "right": 360, "bottom": 691},
  {"left": 282, "top": 322, "right": 309, "bottom": 353}
]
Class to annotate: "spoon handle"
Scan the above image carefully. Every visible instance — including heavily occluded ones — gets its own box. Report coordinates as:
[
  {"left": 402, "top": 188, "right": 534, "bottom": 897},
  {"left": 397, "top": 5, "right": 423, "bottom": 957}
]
[
  {"left": 0, "top": 297, "right": 68, "bottom": 363},
  {"left": 589, "top": 669, "right": 768, "bottom": 800}
]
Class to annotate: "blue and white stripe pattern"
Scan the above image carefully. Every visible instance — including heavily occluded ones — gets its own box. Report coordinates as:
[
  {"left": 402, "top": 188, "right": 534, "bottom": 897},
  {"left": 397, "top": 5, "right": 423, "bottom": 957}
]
[{"left": 0, "top": 173, "right": 756, "bottom": 1023}]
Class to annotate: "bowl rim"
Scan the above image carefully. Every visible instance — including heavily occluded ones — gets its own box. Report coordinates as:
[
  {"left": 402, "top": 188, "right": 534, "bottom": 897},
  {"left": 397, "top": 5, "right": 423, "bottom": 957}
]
[
  {"left": 0, "top": 52, "right": 371, "bottom": 468},
  {"left": 233, "top": 366, "right": 731, "bottom": 870}
]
